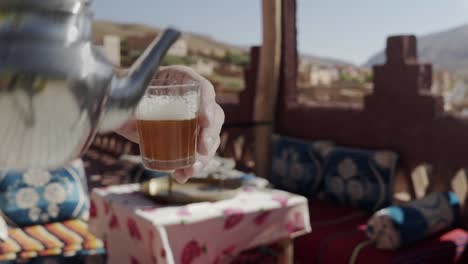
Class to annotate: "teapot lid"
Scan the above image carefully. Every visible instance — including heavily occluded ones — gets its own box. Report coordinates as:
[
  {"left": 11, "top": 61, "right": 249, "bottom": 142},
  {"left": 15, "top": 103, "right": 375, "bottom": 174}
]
[{"left": 0, "top": 0, "right": 91, "bottom": 14}]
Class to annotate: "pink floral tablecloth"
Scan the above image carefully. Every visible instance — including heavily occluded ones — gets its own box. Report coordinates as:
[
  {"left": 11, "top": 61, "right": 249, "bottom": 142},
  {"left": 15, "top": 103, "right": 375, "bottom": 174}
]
[{"left": 89, "top": 183, "right": 311, "bottom": 264}]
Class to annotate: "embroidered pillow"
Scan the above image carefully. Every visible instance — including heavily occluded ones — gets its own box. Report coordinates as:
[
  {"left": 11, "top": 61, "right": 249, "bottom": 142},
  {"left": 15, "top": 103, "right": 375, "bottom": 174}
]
[
  {"left": 271, "top": 135, "right": 333, "bottom": 197},
  {"left": 321, "top": 147, "right": 398, "bottom": 211},
  {"left": 0, "top": 159, "right": 89, "bottom": 227},
  {"left": 366, "top": 191, "right": 460, "bottom": 249}
]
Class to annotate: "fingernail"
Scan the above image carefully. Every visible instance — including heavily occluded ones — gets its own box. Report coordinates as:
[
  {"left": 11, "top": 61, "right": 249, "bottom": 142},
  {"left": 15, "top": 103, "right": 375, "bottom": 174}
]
[
  {"left": 174, "top": 171, "right": 188, "bottom": 184},
  {"left": 204, "top": 136, "right": 214, "bottom": 151}
]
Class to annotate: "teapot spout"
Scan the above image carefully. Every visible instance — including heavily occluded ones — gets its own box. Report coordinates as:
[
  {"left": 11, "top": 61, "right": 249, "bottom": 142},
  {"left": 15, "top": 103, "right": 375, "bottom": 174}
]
[{"left": 99, "top": 28, "right": 181, "bottom": 132}]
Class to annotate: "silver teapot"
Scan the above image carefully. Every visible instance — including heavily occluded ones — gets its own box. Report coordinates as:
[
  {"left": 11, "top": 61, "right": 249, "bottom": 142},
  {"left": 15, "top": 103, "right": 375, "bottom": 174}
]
[{"left": 0, "top": 0, "right": 180, "bottom": 169}]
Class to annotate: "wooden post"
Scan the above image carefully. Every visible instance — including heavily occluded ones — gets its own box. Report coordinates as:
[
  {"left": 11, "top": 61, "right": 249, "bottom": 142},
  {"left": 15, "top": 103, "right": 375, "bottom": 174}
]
[
  {"left": 277, "top": 238, "right": 294, "bottom": 264},
  {"left": 254, "top": 0, "right": 282, "bottom": 178}
]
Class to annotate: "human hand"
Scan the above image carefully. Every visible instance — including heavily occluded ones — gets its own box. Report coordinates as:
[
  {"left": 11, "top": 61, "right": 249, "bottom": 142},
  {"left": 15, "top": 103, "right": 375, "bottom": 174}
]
[{"left": 115, "top": 65, "right": 225, "bottom": 183}]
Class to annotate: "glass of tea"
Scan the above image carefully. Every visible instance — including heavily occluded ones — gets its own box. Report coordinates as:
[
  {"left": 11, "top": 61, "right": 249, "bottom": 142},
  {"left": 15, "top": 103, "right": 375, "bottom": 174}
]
[{"left": 135, "top": 78, "right": 200, "bottom": 171}]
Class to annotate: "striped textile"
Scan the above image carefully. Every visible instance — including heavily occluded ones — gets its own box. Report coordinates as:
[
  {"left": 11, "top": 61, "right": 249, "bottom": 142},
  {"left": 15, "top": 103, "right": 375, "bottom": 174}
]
[{"left": 0, "top": 220, "right": 104, "bottom": 261}]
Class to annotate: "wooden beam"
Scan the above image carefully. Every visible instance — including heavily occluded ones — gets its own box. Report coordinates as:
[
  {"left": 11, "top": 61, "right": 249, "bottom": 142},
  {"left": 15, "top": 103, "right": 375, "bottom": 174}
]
[{"left": 254, "top": 0, "right": 282, "bottom": 178}]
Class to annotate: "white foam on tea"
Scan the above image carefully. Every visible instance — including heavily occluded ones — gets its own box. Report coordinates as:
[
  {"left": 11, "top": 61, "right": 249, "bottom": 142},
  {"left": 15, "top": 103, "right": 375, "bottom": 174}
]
[{"left": 136, "top": 91, "right": 199, "bottom": 120}]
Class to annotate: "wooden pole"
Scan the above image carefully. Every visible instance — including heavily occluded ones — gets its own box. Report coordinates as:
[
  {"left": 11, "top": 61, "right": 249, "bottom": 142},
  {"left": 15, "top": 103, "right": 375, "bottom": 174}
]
[
  {"left": 277, "top": 238, "right": 294, "bottom": 264},
  {"left": 254, "top": 0, "right": 282, "bottom": 178}
]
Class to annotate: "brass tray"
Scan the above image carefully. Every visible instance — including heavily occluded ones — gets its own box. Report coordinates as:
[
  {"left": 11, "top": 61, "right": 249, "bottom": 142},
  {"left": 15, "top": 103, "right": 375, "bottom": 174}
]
[{"left": 141, "top": 176, "right": 243, "bottom": 204}]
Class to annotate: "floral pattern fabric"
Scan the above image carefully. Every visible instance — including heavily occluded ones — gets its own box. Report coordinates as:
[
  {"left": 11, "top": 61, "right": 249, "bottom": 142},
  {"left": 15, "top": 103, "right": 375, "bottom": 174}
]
[
  {"left": 271, "top": 135, "right": 333, "bottom": 197},
  {"left": 0, "top": 159, "right": 89, "bottom": 227},
  {"left": 89, "top": 183, "right": 311, "bottom": 264},
  {"left": 321, "top": 147, "right": 398, "bottom": 211}
]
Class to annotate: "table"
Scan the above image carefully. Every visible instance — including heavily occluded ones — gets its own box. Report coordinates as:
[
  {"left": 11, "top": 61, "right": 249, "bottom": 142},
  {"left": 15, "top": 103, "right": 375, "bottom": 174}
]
[{"left": 89, "top": 183, "right": 311, "bottom": 264}]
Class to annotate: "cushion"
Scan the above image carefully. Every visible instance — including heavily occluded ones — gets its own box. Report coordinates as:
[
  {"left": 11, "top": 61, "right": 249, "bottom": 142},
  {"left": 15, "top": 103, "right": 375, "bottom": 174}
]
[
  {"left": 294, "top": 199, "right": 468, "bottom": 264},
  {"left": 0, "top": 219, "right": 105, "bottom": 262},
  {"left": 0, "top": 159, "right": 89, "bottom": 227},
  {"left": 270, "top": 135, "right": 333, "bottom": 197},
  {"left": 366, "top": 191, "right": 461, "bottom": 249},
  {"left": 321, "top": 147, "right": 398, "bottom": 211}
]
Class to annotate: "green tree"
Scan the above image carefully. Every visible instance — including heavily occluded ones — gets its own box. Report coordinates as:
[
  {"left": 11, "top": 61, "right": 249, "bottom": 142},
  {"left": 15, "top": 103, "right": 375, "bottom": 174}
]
[
  {"left": 222, "top": 51, "right": 249, "bottom": 66},
  {"left": 162, "top": 55, "right": 197, "bottom": 66},
  {"left": 364, "top": 72, "right": 373, "bottom": 83}
]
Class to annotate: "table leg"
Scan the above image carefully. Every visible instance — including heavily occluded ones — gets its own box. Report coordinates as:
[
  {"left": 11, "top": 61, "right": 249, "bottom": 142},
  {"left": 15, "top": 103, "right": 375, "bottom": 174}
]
[{"left": 278, "top": 238, "right": 293, "bottom": 264}]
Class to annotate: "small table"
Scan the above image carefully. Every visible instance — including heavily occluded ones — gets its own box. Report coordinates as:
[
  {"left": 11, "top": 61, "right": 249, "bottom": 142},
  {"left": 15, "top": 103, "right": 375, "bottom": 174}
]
[{"left": 89, "top": 183, "right": 311, "bottom": 264}]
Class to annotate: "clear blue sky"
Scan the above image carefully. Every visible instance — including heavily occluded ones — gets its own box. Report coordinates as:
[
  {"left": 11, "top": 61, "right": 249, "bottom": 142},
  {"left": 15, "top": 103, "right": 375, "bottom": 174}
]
[{"left": 93, "top": 0, "right": 468, "bottom": 65}]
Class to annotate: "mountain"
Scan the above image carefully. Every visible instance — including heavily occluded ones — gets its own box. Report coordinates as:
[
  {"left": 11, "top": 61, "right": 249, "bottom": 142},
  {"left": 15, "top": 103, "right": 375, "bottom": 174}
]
[
  {"left": 92, "top": 20, "right": 160, "bottom": 40},
  {"left": 365, "top": 24, "right": 468, "bottom": 74},
  {"left": 301, "top": 53, "right": 355, "bottom": 67},
  {"left": 93, "top": 20, "right": 355, "bottom": 67},
  {"left": 182, "top": 32, "right": 248, "bottom": 56},
  {"left": 92, "top": 20, "right": 246, "bottom": 55}
]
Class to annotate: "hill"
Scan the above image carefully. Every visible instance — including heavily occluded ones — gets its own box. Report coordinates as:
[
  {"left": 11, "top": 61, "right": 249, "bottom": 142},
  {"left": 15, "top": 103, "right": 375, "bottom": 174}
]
[
  {"left": 92, "top": 20, "right": 246, "bottom": 55},
  {"left": 92, "top": 20, "right": 160, "bottom": 41},
  {"left": 365, "top": 24, "right": 468, "bottom": 74},
  {"left": 93, "top": 20, "right": 354, "bottom": 66},
  {"left": 301, "top": 53, "right": 354, "bottom": 67}
]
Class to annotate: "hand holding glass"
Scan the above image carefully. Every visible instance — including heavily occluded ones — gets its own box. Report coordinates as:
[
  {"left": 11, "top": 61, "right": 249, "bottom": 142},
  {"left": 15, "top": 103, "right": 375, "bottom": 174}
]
[{"left": 135, "top": 79, "right": 200, "bottom": 172}]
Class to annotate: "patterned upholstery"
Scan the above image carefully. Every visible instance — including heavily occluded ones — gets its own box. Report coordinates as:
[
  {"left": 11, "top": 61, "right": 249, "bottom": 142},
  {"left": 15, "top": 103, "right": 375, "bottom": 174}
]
[
  {"left": 0, "top": 219, "right": 104, "bottom": 262},
  {"left": 321, "top": 147, "right": 398, "bottom": 211},
  {"left": 367, "top": 191, "right": 461, "bottom": 249},
  {"left": 271, "top": 135, "right": 466, "bottom": 263},
  {"left": 0, "top": 160, "right": 89, "bottom": 227},
  {"left": 271, "top": 135, "right": 332, "bottom": 197}
]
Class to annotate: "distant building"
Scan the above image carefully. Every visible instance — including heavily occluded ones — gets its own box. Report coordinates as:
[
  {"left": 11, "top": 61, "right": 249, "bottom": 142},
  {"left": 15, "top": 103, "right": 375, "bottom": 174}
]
[
  {"left": 313, "top": 66, "right": 339, "bottom": 86},
  {"left": 167, "top": 39, "right": 188, "bottom": 57},
  {"left": 299, "top": 64, "right": 339, "bottom": 86},
  {"left": 215, "top": 63, "right": 243, "bottom": 77},
  {"left": 125, "top": 35, "right": 188, "bottom": 57},
  {"left": 446, "top": 79, "right": 468, "bottom": 111},
  {"left": 432, "top": 70, "right": 455, "bottom": 97},
  {"left": 197, "top": 48, "right": 226, "bottom": 58},
  {"left": 338, "top": 66, "right": 361, "bottom": 80},
  {"left": 192, "top": 60, "right": 217, "bottom": 76},
  {"left": 97, "top": 35, "right": 121, "bottom": 66},
  {"left": 125, "top": 35, "right": 155, "bottom": 51}
]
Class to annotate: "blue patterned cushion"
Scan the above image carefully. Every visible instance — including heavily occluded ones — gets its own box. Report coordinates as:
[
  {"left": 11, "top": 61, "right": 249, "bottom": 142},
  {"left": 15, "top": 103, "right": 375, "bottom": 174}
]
[
  {"left": 366, "top": 191, "right": 461, "bottom": 249},
  {"left": 271, "top": 135, "right": 333, "bottom": 197},
  {"left": 0, "top": 159, "right": 89, "bottom": 227},
  {"left": 321, "top": 147, "right": 398, "bottom": 211}
]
